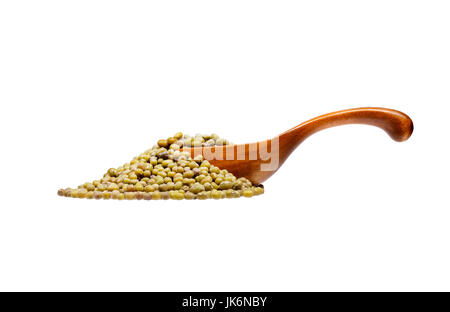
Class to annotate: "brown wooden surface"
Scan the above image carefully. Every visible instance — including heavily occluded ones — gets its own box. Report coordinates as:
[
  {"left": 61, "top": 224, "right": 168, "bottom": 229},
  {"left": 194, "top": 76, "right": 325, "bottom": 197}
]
[{"left": 182, "top": 107, "right": 414, "bottom": 184}]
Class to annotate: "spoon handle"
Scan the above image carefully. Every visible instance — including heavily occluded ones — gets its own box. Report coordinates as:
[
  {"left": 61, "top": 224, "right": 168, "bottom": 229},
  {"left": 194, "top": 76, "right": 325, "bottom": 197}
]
[
  {"left": 278, "top": 107, "right": 413, "bottom": 164},
  {"left": 282, "top": 107, "right": 413, "bottom": 142}
]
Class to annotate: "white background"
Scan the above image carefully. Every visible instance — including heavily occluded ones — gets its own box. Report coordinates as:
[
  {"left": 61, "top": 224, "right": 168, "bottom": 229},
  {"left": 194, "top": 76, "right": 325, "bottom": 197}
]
[{"left": 0, "top": 1, "right": 449, "bottom": 291}]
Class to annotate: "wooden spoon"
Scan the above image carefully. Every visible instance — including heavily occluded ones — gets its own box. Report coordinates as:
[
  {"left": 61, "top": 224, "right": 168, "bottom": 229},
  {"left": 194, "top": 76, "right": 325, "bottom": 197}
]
[{"left": 182, "top": 107, "right": 413, "bottom": 184}]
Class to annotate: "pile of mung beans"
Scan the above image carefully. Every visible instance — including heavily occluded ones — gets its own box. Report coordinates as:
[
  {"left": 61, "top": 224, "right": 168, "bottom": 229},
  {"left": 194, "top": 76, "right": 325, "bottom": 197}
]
[{"left": 57, "top": 132, "right": 264, "bottom": 200}]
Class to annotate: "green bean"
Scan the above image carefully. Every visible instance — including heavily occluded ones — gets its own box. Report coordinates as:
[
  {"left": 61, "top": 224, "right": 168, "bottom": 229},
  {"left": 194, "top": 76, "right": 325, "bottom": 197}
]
[{"left": 59, "top": 132, "right": 264, "bottom": 200}]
